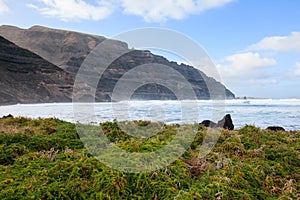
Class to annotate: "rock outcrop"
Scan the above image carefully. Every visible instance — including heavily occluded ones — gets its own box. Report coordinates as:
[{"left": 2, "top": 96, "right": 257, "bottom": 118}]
[
  {"left": 266, "top": 126, "right": 285, "bottom": 132},
  {"left": 2, "top": 114, "right": 13, "bottom": 119},
  {"left": 199, "top": 120, "right": 217, "bottom": 128},
  {"left": 216, "top": 114, "right": 234, "bottom": 130},
  {"left": 200, "top": 114, "right": 234, "bottom": 130},
  {"left": 0, "top": 36, "right": 74, "bottom": 105}
]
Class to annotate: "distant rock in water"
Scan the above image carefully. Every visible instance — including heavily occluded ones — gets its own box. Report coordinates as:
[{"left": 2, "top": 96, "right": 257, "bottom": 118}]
[
  {"left": 0, "top": 25, "right": 235, "bottom": 101},
  {"left": 266, "top": 126, "right": 285, "bottom": 132},
  {"left": 199, "top": 114, "right": 234, "bottom": 130}
]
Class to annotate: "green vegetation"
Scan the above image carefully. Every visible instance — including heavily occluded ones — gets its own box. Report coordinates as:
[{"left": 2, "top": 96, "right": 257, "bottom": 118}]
[{"left": 0, "top": 117, "right": 299, "bottom": 199}]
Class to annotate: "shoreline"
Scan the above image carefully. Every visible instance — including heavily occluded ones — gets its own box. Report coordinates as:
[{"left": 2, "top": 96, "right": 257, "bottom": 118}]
[
  {"left": 1, "top": 115, "right": 300, "bottom": 132},
  {"left": 1, "top": 97, "right": 300, "bottom": 106},
  {"left": 1, "top": 100, "right": 300, "bottom": 131}
]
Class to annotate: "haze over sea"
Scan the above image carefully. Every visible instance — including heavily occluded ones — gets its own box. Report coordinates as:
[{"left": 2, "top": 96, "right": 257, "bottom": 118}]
[{"left": 1, "top": 99, "right": 299, "bottom": 131}]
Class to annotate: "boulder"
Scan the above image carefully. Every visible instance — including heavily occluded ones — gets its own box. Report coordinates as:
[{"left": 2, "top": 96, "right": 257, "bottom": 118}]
[
  {"left": 2, "top": 114, "right": 13, "bottom": 119},
  {"left": 199, "top": 120, "right": 217, "bottom": 128},
  {"left": 199, "top": 114, "right": 234, "bottom": 130},
  {"left": 266, "top": 126, "right": 285, "bottom": 132},
  {"left": 217, "top": 114, "right": 234, "bottom": 130}
]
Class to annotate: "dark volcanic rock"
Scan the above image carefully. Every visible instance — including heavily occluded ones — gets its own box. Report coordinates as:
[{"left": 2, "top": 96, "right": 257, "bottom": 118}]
[
  {"left": 200, "top": 114, "right": 234, "bottom": 130},
  {"left": 217, "top": 114, "right": 234, "bottom": 130},
  {"left": 2, "top": 114, "right": 13, "bottom": 119},
  {"left": 0, "top": 25, "right": 235, "bottom": 101},
  {"left": 199, "top": 120, "right": 217, "bottom": 128},
  {"left": 0, "top": 36, "right": 74, "bottom": 105},
  {"left": 266, "top": 126, "right": 285, "bottom": 132}
]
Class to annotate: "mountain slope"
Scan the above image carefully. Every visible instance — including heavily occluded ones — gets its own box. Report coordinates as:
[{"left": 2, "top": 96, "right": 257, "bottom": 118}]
[
  {"left": 0, "top": 25, "right": 107, "bottom": 74},
  {"left": 0, "top": 25, "right": 235, "bottom": 100},
  {"left": 0, "top": 36, "right": 73, "bottom": 105}
]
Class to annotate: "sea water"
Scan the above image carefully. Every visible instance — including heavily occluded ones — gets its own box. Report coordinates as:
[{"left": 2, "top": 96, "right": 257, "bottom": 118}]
[{"left": 0, "top": 99, "right": 300, "bottom": 130}]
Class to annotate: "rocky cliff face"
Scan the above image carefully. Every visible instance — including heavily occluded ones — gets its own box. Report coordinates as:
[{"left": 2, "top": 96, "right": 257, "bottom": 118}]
[
  {"left": 0, "top": 25, "right": 235, "bottom": 102},
  {"left": 95, "top": 50, "right": 235, "bottom": 100},
  {"left": 0, "top": 36, "right": 73, "bottom": 105}
]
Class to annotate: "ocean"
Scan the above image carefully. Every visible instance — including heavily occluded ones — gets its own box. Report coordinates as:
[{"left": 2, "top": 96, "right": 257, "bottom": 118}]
[{"left": 1, "top": 99, "right": 300, "bottom": 130}]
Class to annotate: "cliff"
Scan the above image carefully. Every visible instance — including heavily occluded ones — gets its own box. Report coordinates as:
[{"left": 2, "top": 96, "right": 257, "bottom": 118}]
[{"left": 0, "top": 25, "right": 235, "bottom": 102}]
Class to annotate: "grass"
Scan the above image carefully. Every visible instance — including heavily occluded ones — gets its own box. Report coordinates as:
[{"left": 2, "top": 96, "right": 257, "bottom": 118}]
[{"left": 0, "top": 117, "right": 299, "bottom": 199}]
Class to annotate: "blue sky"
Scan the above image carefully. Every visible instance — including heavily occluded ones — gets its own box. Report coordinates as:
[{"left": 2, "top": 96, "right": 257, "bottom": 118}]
[{"left": 0, "top": 0, "right": 300, "bottom": 98}]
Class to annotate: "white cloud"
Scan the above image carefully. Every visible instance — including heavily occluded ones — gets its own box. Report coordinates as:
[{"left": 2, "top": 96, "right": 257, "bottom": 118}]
[
  {"left": 0, "top": 0, "right": 9, "bottom": 14},
  {"left": 216, "top": 52, "right": 277, "bottom": 83},
  {"left": 293, "top": 62, "right": 300, "bottom": 77},
  {"left": 28, "top": 0, "right": 234, "bottom": 22},
  {"left": 120, "top": 0, "right": 235, "bottom": 22},
  {"left": 249, "top": 32, "right": 300, "bottom": 53},
  {"left": 28, "top": 0, "right": 114, "bottom": 21},
  {"left": 215, "top": 33, "right": 300, "bottom": 96}
]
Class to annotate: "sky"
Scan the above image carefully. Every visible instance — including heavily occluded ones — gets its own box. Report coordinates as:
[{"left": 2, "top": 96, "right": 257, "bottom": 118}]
[{"left": 0, "top": 0, "right": 299, "bottom": 98}]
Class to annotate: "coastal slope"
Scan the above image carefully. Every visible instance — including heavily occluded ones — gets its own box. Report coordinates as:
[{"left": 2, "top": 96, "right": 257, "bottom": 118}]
[{"left": 0, "top": 118, "right": 299, "bottom": 199}]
